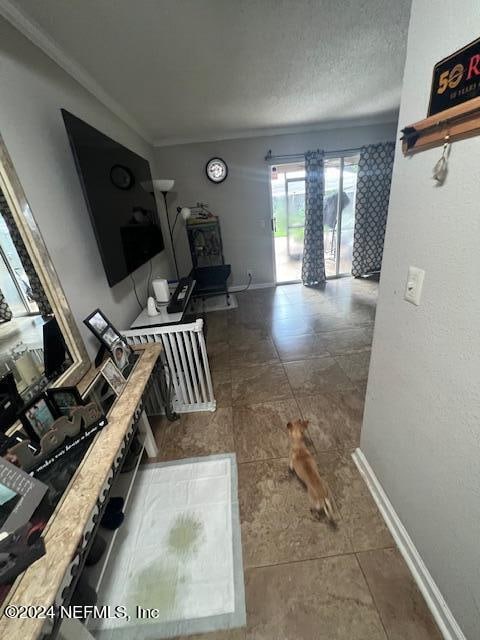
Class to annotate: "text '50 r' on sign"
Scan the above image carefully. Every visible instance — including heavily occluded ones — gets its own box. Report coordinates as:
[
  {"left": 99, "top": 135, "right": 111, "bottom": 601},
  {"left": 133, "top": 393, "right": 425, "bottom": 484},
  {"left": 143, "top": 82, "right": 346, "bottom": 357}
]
[{"left": 428, "top": 36, "right": 480, "bottom": 116}]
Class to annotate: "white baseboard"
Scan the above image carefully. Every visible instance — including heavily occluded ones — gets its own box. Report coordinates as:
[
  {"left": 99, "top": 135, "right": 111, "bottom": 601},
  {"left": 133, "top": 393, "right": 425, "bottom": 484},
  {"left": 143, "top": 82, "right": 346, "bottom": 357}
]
[
  {"left": 352, "top": 448, "right": 466, "bottom": 640},
  {"left": 229, "top": 282, "right": 275, "bottom": 292}
]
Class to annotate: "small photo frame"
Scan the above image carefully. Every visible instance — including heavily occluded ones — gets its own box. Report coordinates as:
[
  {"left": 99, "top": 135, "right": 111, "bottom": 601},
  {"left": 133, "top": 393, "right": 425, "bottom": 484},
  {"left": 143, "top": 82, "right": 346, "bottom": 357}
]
[
  {"left": 83, "top": 309, "right": 132, "bottom": 362},
  {"left": 20, "top": 394, "right": 57, "bottom": 442},
  {"left": 47, "top": 386, "right": 84, "bottom": 418},
  {"left": 101, "top": 359, "right": 126, "bottom": 396},
  {"left": 111, "top": 339, "right": 130, "bottom": 372}
]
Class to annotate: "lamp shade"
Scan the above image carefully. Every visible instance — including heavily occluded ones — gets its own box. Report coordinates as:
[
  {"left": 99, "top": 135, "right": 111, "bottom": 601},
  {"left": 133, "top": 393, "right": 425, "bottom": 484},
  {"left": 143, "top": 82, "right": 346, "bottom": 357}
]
[{"left": 140, "top": 179, "right": 175, "bottom": 193}]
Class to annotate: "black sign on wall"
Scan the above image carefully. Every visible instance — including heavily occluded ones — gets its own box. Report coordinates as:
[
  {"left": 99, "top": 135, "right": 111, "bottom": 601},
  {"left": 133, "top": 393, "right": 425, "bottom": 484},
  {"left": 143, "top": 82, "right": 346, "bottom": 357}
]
[{"left": 428, "top": 37, "right": 480, "bottom": 116}]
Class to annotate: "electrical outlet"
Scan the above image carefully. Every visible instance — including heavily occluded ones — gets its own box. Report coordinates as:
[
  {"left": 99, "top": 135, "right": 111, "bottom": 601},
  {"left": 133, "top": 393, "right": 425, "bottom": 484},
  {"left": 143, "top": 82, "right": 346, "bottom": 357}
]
[
  {"left": 247, "top": 269, "right": 253, "bottom": 280},
  {"left": 404, "top": 266, "right": 425, "bottom": 306}
]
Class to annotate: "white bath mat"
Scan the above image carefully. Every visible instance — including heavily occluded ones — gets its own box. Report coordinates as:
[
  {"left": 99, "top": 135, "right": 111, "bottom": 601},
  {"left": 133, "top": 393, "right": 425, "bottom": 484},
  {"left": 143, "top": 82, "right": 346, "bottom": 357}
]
[{"left": 91, "top": 454, "right": 245, "bottom": 639}]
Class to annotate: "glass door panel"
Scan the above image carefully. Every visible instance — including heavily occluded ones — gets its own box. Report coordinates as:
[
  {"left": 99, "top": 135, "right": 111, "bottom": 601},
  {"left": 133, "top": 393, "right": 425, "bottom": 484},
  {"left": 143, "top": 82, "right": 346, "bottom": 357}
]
[
  {"left": 286, "top": 178, "right": 305, "bottom": 264},
  {"left": 271, "top": 162, "right": 305, "bottom": 283},
  {"left": 338, "top": 156, "right": 359, "bottom": 275},
  {"left": 323, "top": 158, "right": 341, "bottom": 277},
  {"left": 323, "top": 155, "right": 359, "bottom": 277}
]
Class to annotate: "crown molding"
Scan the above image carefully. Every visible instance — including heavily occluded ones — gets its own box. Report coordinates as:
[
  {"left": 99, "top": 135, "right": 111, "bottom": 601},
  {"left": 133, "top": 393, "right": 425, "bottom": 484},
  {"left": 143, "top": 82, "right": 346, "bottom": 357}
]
[
  {"left": 153, "top": 113, "right": 399, "bottom": 148},
  {"left": 0, "top": 0, "right": 150, "bottom": 142}
]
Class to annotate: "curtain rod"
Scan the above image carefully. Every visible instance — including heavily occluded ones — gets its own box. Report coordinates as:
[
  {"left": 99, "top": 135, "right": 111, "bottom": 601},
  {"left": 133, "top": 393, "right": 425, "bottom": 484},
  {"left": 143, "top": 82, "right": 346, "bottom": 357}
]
[{"left": 264, "top": 147, "right": 361, "bottom": 162}]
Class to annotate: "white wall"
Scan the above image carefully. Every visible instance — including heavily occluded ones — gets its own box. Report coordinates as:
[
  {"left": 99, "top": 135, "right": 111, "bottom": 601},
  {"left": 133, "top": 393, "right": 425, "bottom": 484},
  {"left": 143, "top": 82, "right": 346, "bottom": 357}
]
[
  {"left": 0, "top": 18, "right": 172, "bottom": 357},
  {"left": 154, "top": 122, "right": 397, "bottom": 286},
  {"left": 361, "top": 2, "right": 480, "bottom": 638}
]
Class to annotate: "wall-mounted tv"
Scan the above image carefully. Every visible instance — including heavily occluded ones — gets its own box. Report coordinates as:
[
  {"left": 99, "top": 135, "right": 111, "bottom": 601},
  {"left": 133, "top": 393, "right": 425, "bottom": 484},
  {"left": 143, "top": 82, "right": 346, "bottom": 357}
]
[{"left": 62, "top": 109, "right": 164, "bottom": 287}]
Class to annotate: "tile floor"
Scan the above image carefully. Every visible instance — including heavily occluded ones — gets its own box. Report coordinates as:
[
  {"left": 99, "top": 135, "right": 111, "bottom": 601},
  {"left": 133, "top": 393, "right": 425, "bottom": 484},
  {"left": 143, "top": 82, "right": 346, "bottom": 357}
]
[{"left": 150, "top": 277, "right": 442, "bottom": 640}]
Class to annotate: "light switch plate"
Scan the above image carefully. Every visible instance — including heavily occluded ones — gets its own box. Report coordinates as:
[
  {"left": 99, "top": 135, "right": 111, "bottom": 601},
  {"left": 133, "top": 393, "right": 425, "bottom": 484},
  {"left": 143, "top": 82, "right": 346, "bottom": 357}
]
[{"left": 404, "top": 266, "right": 425, "bottom": 306}]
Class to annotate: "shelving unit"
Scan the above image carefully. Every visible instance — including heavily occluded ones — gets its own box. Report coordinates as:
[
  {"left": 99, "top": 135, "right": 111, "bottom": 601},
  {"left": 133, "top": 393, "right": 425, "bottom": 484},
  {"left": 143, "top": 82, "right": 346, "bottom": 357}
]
[{"left": 84, "top": 439, "right": 146, "bottom": 597}]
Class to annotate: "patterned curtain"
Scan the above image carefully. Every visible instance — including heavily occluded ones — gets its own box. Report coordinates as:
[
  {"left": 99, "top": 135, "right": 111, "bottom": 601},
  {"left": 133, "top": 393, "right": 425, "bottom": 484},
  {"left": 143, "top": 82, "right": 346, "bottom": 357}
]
[
  {"left": 0, "top": 189, "right": 52, "bottom": 316},
  {"left": 301, "top": 149, "right": 326, "bottom": 286},
  {"left": 0, "top": 288, "right": 12, "bottom": 323},
  {"left": 351, "top": 141, "right": 395, "bottom": 277}
]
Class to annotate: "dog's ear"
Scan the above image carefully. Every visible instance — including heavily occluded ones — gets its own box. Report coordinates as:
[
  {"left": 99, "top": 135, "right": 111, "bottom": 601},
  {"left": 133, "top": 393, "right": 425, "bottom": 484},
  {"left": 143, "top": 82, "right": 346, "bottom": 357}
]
[
  {"left": 287, "top": 422, "right": 293, "bottom": 431},
  {"left": 301, "top": 420, "right": 309, "bottom": 430}
]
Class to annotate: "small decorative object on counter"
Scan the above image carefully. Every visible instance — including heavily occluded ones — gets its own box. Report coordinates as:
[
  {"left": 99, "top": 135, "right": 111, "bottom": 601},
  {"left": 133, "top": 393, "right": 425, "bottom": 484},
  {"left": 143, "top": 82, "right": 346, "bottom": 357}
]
[{"left": 8, "top": 402, "right": 107, "bottom": 472}]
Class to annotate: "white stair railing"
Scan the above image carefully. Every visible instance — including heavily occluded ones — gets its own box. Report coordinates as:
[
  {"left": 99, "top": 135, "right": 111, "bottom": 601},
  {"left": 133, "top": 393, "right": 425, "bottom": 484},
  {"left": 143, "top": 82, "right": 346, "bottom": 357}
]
[{"left": 122, "top": 318, "right": 215, "bottom": 413}]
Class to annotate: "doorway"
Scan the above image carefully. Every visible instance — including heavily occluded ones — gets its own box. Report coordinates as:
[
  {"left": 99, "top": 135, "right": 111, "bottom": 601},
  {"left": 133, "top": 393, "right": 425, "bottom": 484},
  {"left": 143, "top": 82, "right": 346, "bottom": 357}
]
[
  {"left": 323, "top": 154, "right": 360, "bottom": 278},
  {"left": 270, "top": 155, "right": 359, "bottom": 284},
  {"left": 270, "top": 162, "right": 306, "bottom": 284}
]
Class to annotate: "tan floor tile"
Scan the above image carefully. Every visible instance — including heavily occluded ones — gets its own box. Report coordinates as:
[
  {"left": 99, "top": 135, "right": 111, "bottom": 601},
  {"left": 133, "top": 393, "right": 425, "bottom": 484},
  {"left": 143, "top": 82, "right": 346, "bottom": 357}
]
[
  {"left": 232, "top": 399, "right": 300, "bottom": 463},
  {"left": 212, "top": 369, "right": 232, "bottom": 407},
  {"left": 270, "top": 314, "right": 316, "bottom": 338},
  {"left": 208, "top": 341, "right": 231, "bottom": 372},
  {"left": 227, "top": 321, "right": 270, "bottom": 344},
  {"left": 335, "top": 350, "right": 371, "bottom": 383},
  {"left": 284, "top": 357, "right": 354, "bottom": 397},
  {"left": 238, "top": 458, "right": 352, "bottom": 567},
  {"left": 229, "top": 338, "right": 279, "bottom": 368},
  {"left": 320, "top": 327, "right": 373, "bottom": 355},
  {"left": 298, "top": 390, "right": 364, "bottom": 451},
  {"left": 232, "top": 364, "right": 292, "bottom": 405},
  {"left": 357, "top": 548, "right": 443, "bottom": 640},
  {"left": 245, "top": 555, "right": 387, "bottom": 640},
  {"left": 158, "top": 408, "right": 234, "bottom": 461},
  {"left": 314, "top": 451, "right": 394, "bottom": 552},
  {"left": 273, "top": 332, "right": 330, "bottom": 362}
]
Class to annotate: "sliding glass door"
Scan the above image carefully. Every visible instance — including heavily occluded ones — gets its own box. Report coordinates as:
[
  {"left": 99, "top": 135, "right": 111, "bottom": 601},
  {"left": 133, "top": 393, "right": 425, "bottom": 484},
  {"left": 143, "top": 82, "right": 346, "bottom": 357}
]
[
  {"left": 270, "top": 154, "right": 359, "bottom": 283},
  {"left": 323, "top": 154, "right": 359, "bottom": 277},
  {"left": 271, "top": 162, "right": 306, "bottom": 283}
]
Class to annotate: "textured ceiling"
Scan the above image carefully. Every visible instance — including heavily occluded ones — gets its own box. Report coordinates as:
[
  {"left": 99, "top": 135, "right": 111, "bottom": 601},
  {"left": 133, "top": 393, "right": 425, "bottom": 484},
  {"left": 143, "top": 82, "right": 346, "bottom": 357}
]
[{"left": 8, "top": 0, "right": 411, "bottom": 144}]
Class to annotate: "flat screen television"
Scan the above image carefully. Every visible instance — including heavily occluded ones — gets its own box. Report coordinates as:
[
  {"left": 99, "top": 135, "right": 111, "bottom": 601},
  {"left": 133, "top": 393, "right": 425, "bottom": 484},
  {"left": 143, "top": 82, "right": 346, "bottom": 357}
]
[{"left": 62, "top": 109, "right": 164, "bottom": 287}]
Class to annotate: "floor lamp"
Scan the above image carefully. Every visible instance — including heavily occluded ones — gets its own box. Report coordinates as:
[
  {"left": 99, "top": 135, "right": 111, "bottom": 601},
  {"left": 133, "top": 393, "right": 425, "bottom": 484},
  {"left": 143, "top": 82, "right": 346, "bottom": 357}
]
[{"left": 141, "top": 179, "right": 182, "bottom": 280}]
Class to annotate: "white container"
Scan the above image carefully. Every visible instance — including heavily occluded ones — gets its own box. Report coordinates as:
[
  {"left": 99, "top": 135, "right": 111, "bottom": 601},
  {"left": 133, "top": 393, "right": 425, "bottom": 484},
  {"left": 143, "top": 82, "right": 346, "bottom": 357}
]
[{"left": 152, "top": 278, "right": 170, "bottom": 304}]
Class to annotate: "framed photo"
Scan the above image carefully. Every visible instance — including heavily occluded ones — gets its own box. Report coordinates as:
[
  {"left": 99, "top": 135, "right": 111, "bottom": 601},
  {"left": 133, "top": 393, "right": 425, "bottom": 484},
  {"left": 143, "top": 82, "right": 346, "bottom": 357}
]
[
  {"left": 110, "top": 339, "right": 130, "bottom": 372},
  {"left": 47, "top": 386, "right": 84, "bottom": 418},
  {"left": 101, "top": 359, "right": 126, "bottom": 396},
  {"left": 83, "top": 309, "right": 132, "bottom": 364},
  {"left": 0, "top": 456, "right": 48, "bottom": 535},
  {"left": 20, "top": 394, "right": 57, "bottom": 442}
]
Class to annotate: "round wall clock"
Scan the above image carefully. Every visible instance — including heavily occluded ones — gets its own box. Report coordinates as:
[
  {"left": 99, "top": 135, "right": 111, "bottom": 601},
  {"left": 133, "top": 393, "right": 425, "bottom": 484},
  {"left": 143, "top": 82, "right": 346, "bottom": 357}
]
[
  {"left": 110, "top": 164, "right": 134, "bottom": 190},
  {"left": 206, "top": 157, "right": 228, "bottom": 183}
]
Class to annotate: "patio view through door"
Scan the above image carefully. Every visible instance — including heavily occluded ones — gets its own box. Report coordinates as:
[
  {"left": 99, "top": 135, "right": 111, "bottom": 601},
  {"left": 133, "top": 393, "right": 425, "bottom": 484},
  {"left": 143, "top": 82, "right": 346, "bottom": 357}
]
[{"left": 270, "top": 155, "right": 360, "bottom": 283}]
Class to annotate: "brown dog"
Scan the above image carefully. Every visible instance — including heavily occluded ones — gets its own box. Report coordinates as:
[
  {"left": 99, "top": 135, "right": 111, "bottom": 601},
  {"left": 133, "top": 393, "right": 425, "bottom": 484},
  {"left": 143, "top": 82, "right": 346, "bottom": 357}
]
[{"left": 287, "top": 419, "right": 336, "bottom": 523}]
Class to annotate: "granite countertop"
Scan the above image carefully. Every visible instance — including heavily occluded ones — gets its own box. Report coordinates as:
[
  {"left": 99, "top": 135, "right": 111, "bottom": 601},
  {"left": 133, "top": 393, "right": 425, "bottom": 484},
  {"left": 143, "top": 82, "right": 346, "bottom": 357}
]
[{"left": 0, "top": 343, "right": 162, "bottom": 639}]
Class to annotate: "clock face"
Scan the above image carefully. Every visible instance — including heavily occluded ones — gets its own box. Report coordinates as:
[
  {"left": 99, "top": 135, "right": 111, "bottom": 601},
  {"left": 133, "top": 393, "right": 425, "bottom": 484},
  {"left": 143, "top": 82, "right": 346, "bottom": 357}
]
[
  {"left": 206, "top": 157, "right": 228, "bottom": 183},
  {"left": 110, "top": 164, "right": 134, "bottom": 190}
]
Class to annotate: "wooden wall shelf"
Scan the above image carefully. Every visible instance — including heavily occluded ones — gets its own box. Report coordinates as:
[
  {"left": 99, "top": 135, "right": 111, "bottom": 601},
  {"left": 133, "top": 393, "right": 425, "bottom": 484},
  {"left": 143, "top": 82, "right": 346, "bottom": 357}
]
[{"left": 401, "top": 96, "right": 480, "bottom": 155}]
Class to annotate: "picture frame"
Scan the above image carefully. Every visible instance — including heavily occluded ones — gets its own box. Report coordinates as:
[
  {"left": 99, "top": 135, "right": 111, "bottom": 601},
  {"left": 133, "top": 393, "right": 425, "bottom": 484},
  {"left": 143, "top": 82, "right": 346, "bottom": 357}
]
[
  {"left": 19, "top": 393, "right": 57, "bottom": 442},
  {"left": 82, "top": 359, "right": 126, "bottom": 415},
  {"left": 101, "top": 359, "right": 126, "bottom": 396},
  {"left": 83, "top": 309, "right": 133, "bottom": 370},
  {"left": 46, "top": 386, "right": 84, "bottom": 418},
  {"left": 0, "top": 456, "right": 48, "bottom": 535}
]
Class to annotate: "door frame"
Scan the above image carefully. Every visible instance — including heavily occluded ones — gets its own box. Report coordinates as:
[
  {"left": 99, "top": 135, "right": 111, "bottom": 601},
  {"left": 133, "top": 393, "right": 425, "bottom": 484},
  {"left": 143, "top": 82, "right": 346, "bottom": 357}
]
[
  {"left": 268, "top": 159, "right": 306, "bottom": 286},
  {"left": 267, "top": 150, "right": 360, "bottom": 286}
]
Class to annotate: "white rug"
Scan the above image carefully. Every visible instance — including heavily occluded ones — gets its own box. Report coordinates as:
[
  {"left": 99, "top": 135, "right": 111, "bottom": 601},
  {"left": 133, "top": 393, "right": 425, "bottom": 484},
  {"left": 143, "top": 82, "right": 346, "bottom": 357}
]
[{"left": 91, "top": 454, "right": 245, "bottom": 639}]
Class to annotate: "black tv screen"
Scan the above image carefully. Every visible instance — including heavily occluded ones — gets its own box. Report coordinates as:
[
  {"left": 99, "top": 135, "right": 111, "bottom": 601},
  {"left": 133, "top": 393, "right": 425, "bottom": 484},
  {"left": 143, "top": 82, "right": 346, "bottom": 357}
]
[{"left": 62, "top": 109, "right": 164, "bottom": 287}]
